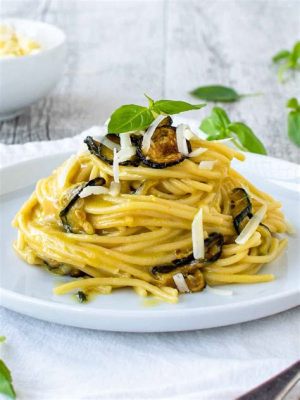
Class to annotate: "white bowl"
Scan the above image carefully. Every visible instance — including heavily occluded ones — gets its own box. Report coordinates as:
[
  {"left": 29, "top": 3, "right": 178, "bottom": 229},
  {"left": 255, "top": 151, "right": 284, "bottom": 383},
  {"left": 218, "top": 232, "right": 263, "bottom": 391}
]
[{"left": 0, "top": 18, "right": 66, "bottom": 121}]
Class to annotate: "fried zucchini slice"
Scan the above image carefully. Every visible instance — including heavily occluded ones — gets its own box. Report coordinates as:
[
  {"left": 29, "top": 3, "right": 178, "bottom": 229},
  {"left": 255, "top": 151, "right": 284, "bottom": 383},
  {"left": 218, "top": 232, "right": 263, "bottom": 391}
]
[
  {"left": 151, "top": 233, "right": 224, "bottom": 276},
  {"left": 231, "top": 188, "right": 253, "bottom": 234},
  {"left": 84, "top": 135, "right": 139, "bottom": 166},
  {"left": 137, "top": 126, "right": 191, "bottom": 169},
  {"left": 157, "top": 116, "right": 173, "bottom": 127},
  {"left": 59, "top": 177, "right": 105, "bottom": 233}
]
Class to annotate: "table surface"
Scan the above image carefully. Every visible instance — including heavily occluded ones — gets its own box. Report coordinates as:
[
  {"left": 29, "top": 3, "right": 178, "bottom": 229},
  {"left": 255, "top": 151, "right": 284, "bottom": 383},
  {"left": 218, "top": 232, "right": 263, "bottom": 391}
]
[{"left": 1, "top": 0, "right": 300, "bottom": 163}]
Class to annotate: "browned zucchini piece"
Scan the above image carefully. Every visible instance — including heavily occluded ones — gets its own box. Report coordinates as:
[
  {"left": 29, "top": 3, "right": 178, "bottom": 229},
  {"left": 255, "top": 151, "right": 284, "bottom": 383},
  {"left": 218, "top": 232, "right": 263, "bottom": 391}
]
[
  {"left": 259, "top": 222, "right": 271, "bottom": 233},
  {"left": 151, "top": 233, "right": 224, "bottom": 276},
  {"left": 84, "top": 135, "right": 139, "bottom": 166},
  {"left": 137, "top": 126, "right": 191, "bottom": 169},
  {"left": 231, "top": 188, "right": 253, "bottom": 234},
  {"left": 59, "top": 177, "right": 105, "bottom": 233},
  {"left": 43, "top": 259, "right": 87, "bottom": 277},
  {"left": 185, "top": 269, "right": 206, "bottom": 292},
  {"left": 204, "top": 232, "right": 224, "bottom": 262},
  {"left": 157, "top": 116, "right": 173, "bottom": 127},
  {"left": 76, "top": 291, "right": 88, "bottom": 303}
]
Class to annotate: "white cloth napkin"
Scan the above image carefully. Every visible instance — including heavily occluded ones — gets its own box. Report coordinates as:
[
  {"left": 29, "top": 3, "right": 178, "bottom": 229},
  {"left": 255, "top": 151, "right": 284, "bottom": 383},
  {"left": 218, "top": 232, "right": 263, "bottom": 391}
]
[{"left": 1, "top": 134, "right": 300, "bottom": 400}]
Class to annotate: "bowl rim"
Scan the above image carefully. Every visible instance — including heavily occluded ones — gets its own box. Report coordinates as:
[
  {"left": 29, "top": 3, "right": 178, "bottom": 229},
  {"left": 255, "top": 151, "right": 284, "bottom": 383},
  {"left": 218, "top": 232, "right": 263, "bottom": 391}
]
[{"left": 0, "top": 17, "right": 66, "bottom": 63}]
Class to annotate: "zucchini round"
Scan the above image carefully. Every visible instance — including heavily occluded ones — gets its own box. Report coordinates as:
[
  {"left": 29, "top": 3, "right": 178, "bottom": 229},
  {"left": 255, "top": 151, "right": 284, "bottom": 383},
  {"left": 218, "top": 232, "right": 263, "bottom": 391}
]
[
  {"left": 84, "top": 135, "right": 139, "bottom": 166},
  {"left": 151, "top": 232, "right": 224, "bottom": 275},
  {"left": 157, "top": 116, "right": 173, "bottom": 127},
  {"left": 59, "top": 177, "right": 105, "bottom": 233},
  {"left": 136, "top": 126, "right": 191, "bottom": 169},
  {"left": 231, "top": 188, "right": 253, "bottom": 234}
]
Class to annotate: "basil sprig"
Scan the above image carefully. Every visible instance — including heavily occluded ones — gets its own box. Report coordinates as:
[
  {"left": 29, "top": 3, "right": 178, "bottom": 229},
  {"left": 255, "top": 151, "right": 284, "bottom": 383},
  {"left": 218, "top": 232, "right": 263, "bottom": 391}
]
[
  {"left": 286, "top": 98, "right": 300, "bottom": 147},
  {"left": 200, "top": 107, "right": 267, "bottom": 155},
  {"left": 108, "top": 95, "right": 205, "bottom": 133},
  {"left": 272, "top": 41, "right": 300, "bottom": 82},
  {"left": 190, "top": 85, "right": 259, "bottom": 103},
  {"left": 108, "top": 105, "right": 154, "bottom": 133},
  {"left": 0, "top": 360, "right": 16, "bottom": 399},
  {"left": 0, "top": 337, "right": 16, "bottom": 399}
]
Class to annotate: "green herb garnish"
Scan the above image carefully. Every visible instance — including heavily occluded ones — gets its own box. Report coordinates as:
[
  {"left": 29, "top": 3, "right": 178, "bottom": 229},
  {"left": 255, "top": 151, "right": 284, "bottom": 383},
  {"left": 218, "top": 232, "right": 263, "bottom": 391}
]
[
  {"left": 108, "top": 95, "right": 205, "bottom": 133},
  {"left": 200, "top": 107, "right": 267, "bottom": 155},
  {"left": 286, "top": 98, "right": 300, "bottom": 147},
  {"left": 0, "top": 360, "right": 16, "bottom": 399},
  {"left": 190, "top": 85, "right": 259, "bottom": 103},
  {"left": 0, "top": 336, "right": 16, "bottom": 399},
  {"left": 76, "top": 291, "right": 88, "bottom": 303},
  {"left": 272, "top": 41, "right": 300, "bottom": 82}
]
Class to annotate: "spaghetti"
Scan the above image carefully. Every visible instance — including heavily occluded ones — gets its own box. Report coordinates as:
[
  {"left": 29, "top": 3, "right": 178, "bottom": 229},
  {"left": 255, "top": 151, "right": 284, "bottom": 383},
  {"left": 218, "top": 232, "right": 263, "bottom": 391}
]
[{"left": 12, "top": 118, "right": 288, "bottom": 303}]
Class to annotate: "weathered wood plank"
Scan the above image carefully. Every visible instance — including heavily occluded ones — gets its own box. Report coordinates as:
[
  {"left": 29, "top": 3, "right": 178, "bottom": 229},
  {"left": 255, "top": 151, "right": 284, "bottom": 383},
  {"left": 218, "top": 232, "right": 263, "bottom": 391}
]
[
  {"left": 0, "top": 0, "right": 165, "bottom": 141},
  {"left": 165, "top": 0, "right": 300, "bottom": 163}
]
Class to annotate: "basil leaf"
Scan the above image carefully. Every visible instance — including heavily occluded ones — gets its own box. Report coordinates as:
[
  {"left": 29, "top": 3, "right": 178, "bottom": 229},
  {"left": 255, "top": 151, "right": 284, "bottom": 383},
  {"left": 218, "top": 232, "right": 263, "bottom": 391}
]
[
  {"left": 0, "top": 360, "right": 16, "bottom": 399},
  {"left": 108, "top": 105, "right": 154, "bottom": 133},
  {"left": 287, "top": 98, "right": 300, "bottom": 147},
  {"left": 206, "top": 134, "right": 225, "bottom": 141},
  {"left": 287, "top": 97, "right": 299, "bottom": 109},
  {"left": 153, "top": 100, "right": 205, "bottom": 115},
  {"left": 144, "top": 93, "right": 155, "bottom": 108},
  {"left": 287, "top": 111, "right": 300, "bottom": 147},
  {"left": 229, "top": 122, "right": 267, "bottom": 155},
  {"left": 200, "top": 107, "right": 231, "bottom": 137},
  {"left": 191, "top": 85, "right": 241, "bottom": 102},
  {"left": 291, "top": 41, "right": 300, "bottom": 65},
  {"left": 273, "top": 41, "right": 300, "bottom": 82},
  {"left": 200, "top": 117, "right": 221, "bottom": 136},
  {"left": 272, "top": 50, "right": 290, "bottom": 63},
  {"left": 200, "top": 107, "right": 267, "bottom": 154},
  {"left": 211, "top": 107, "right": 231, "bottom": 130}
]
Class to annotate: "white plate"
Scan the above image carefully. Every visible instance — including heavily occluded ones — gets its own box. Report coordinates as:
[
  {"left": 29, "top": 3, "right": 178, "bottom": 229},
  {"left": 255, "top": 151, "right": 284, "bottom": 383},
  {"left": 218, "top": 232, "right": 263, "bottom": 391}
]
[{"left": 0, "top": 152, "right": 299, "bottom": 332}]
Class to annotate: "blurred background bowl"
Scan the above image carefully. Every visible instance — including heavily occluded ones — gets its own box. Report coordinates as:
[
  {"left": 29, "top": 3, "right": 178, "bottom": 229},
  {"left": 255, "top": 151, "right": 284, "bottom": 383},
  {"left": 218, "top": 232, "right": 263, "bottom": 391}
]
[{"left": 0, "top": 18, "right": 65, "bottom": 121}]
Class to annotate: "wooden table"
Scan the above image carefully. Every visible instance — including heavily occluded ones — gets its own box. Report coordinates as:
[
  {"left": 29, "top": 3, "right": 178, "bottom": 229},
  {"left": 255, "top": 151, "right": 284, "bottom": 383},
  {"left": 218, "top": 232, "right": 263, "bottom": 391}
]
[{"left": 1, "top": 0, "right": 299, "bottom": 163}]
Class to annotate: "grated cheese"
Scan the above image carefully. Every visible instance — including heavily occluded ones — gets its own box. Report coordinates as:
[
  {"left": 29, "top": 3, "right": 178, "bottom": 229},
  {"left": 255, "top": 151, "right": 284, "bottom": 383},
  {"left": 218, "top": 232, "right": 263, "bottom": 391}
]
[
  {"left": 120, "top": 133, "right": 132, "bottom": 148},
  {"left": 102, "top": 137, "right": 121, "bottom": 151},
  {"left": 183, "top": 126, "right": 195, "bottom": 140},
  {"left": 117, "top": 133, "right": 136, "bottom": 162},
  {"left": 176, "top": 124, "right": 190, "bottom": 156},
  {"left": 117, "top": 147, "right": 136, "bottom": 163},
  {"left": 192, "top": 208, "right": 204, "bottom": 259},
  {"left": 109, "top": 181, "right": 121, "bottom": 197},
  {"left": 188, "top": 148, "right": 207, "bottom": 158},
  {"left": 79, "top": 186, "right": 109, "bottom": 198},
  {"left": 113, "top": 148, "right": 120, "bottom": 183},
  {"left": 173, "top": 273, "right": 190, "bottom": 293},
  {"left": 235, "top": 204, "right": 267, "bottom": 245},
  {"left": 141, "top": 115, "right": 166, "bottom": 154},
  {"left": 199, "top": 160, "right": 216, "bottom": 170}
]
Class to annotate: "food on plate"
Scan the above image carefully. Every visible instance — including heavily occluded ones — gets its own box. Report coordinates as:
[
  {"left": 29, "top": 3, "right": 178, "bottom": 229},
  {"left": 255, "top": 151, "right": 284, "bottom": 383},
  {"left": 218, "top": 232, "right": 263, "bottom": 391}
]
[{"left": 12, "top": 100, "right": 288, "bottom": 303}]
